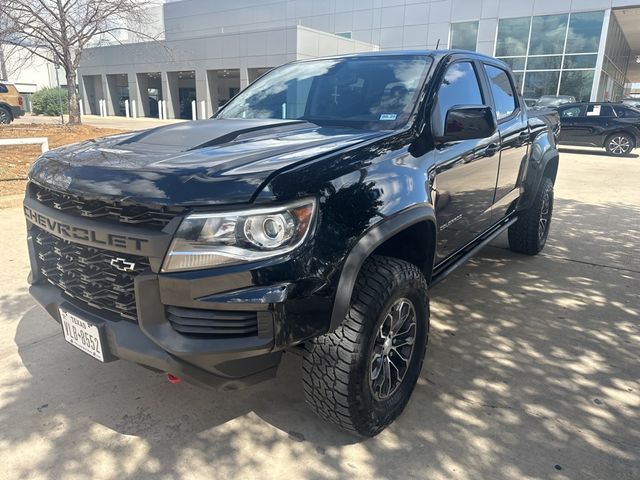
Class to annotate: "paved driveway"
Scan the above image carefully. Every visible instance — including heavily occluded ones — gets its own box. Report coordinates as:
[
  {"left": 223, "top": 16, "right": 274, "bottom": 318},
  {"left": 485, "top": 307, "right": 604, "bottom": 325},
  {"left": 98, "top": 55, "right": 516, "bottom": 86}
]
[{"left": 0, "top": 148, "right": 638, "bottom": 480}]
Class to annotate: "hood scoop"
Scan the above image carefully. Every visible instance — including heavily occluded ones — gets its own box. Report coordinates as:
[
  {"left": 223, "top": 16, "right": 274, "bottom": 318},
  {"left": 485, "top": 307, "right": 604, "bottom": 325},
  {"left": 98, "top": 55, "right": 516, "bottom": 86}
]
[{"left": 117, "top": 118, "right": 311, "bottom": 153}]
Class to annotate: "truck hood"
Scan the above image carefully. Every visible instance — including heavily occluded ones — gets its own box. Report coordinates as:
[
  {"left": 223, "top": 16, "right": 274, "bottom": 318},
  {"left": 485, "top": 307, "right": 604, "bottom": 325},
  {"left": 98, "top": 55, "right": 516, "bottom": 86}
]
[{"left": 28, "top": 118, "right": 383, "bottom": 206}]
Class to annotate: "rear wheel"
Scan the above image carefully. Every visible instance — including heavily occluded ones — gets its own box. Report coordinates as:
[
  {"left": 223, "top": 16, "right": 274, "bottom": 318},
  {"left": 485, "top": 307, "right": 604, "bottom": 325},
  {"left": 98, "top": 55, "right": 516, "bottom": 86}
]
[
  {"left": 0, "top": 107, "right": 12, "bottom": 124},
  {"left": 508, "top": 177, "right": 554, "bottom": 255},
  {"left": 302, "top": 256, "right": 429, "bottom": 437},
  {"left": 605, "top": 133, "right": 634, "bottom": 156}
]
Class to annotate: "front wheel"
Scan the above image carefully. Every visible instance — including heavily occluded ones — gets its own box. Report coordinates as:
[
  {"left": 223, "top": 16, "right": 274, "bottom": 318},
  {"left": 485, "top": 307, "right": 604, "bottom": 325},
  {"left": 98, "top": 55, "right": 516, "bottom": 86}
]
[
  {"left": 605, "top": 133, "right": 634, "bottom": 156},
  {"left": 508, "top": 177, "right": 554, "bottom": 255},
  {"left": 0, "top": 107, "right": 12, "bottom": 124},
  {"left": 302, "top": 256, "right": 429, "bottom": 437}
]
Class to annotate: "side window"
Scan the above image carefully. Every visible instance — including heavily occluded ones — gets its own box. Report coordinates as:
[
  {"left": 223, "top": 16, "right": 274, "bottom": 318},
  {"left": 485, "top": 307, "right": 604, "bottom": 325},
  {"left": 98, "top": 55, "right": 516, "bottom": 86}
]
[
  {"left": 484, "top": 65, "right": 517, "bottom": 120},
  {"left": 586, "top": 104, "right": 614, "bottom": 117},
  {"left": 0, "top": 83, "right": 8, "bottom": 94},
  {"left": 599, "top": 105, "right": 615, "bottom": 117},
  {"left": 560, "top": 106, "right": 583, "bottom": 118},
  {"left": 614, "top": 106, "right": 640, "bottom": 118},
  {"left": 434, "top": 62, "right": 483, "bottom": 135}
]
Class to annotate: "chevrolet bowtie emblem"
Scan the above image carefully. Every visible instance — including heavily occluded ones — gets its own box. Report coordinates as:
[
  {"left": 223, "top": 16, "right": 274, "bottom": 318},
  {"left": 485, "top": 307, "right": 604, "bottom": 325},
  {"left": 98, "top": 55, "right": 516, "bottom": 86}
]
[{"left": 110, "top": 257, "right": 136, "bottom": 272}]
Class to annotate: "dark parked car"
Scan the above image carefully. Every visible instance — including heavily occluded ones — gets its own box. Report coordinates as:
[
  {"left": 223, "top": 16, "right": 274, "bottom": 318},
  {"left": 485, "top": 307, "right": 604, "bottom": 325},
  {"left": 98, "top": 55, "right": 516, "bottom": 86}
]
[
  {"left": 24, "top": 51, "right": 560, "bottom": 436},
  {"left": 557, "top": 102, "right": 640, "bottom": 156}
]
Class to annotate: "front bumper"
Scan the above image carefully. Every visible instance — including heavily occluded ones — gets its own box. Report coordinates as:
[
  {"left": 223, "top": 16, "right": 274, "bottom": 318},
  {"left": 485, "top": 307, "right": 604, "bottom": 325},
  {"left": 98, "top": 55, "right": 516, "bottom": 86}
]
[
  {"left": 29, "top": 280, "right": 283, "bottom": 390},
  {"left": 24, "top": 193, "right": 333, "bottom": 390}
]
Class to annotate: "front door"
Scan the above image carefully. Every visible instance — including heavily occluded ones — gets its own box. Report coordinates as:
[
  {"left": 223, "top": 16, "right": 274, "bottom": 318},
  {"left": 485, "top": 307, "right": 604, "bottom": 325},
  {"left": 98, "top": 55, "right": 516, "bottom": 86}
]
[
  {"left": 432, "top": 60, "right": 500, "bottom": 262},
  {"left": 557, "top": 104, "right": 586, "bottom": 145},
  {"left": 482, "top": 64, "right": 530, "bottom": 220}
]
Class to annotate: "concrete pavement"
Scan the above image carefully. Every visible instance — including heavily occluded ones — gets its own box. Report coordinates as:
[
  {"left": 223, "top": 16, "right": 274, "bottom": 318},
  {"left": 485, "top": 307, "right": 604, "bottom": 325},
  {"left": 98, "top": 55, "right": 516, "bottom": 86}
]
[{"left": 0, "top": 149, "right": 638, "bottom": 480}]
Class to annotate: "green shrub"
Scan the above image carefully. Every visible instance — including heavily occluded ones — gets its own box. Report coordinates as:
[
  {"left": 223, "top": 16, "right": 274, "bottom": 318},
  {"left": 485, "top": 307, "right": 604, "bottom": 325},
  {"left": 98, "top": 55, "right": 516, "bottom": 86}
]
[{"left": 32, "top": 87, "right": 68, "bottom": 116}]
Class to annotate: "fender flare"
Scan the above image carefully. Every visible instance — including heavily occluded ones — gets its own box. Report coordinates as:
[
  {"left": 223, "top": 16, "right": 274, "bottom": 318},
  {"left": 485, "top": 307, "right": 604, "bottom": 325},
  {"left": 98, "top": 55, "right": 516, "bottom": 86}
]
[
  {"left": 328, "top": 204, "right": 436, "bottom": 331},
  {"left": 520, "top": 133, "right": 559, "bottom": 210}
]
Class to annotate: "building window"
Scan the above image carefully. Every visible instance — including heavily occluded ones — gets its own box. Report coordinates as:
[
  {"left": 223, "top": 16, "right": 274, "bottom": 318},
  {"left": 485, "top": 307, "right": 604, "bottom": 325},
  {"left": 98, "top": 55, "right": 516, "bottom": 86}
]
[
  {"left": 566, "top": 11, "right": 605, "bottom": 54},
  {"left": 450, "top": 22, "right": 478, "bottom": 51},
  {"left": 524, "top": 71, "right": 561, "bottom": 100},
  {"left": 529, "top": 14, "right": 568, "bottom": 55},
  {"left": 495, "top": 17, "right": 530, "bottom": 57},
  {"left": 495, "top": 11, "right": 604, "bottom": 103},
  {"left": 559, "top": 71, "right": 595, "bottom": 101}
]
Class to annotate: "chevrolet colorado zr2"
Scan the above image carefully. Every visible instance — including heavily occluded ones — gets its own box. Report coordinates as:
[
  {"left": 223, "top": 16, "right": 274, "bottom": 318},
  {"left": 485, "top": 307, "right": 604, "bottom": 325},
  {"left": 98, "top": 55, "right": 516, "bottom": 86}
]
[{"left": 24, "top": 51, "right": 560, "bottom": 436}]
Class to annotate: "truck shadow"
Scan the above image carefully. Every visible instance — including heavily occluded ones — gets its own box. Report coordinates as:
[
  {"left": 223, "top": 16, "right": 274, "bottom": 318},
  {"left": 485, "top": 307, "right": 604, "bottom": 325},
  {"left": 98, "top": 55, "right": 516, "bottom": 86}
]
[{"left": 3, "top": 197, "right": 639, "bottom": 479}]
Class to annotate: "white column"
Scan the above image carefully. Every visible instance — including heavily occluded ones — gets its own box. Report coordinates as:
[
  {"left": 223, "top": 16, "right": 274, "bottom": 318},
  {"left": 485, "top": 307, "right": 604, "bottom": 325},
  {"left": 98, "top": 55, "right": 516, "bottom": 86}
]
[
  {"left": 124, "top": 99, "right": 130, "bottom": 118},
  {"left": 591, "top": 9, "right": 611, "bottom": 102},
  {"left": 191, "top": 100, "right": 197, "bottom": 120},
  {"left": 161, "top": 71, "right": 177, "bottom": 119},
  {"left": 239, "top": 67, "right": 249, "bottom": 90},
  {"left": 101, "top": 74, "right": 113, "bottom": 115},
  {"left": 131, "top": 100, "right": 137, "bottom": 119},
  {"left": 200, "top": 100, "right": 206, "bottom": 119}
]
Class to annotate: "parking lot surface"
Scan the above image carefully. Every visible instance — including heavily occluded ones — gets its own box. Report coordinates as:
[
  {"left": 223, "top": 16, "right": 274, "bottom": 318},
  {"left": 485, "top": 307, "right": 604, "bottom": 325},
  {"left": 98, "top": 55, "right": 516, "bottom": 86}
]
[{"left": 0, "top": 148, "right": 638, "bottom": 480}]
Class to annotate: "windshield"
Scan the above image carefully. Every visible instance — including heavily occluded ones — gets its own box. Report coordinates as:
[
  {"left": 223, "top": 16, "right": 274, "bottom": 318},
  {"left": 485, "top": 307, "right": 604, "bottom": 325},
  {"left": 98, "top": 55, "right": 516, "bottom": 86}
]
[{"left": 217, "top": 56, "right": 432, "bottom": 130}]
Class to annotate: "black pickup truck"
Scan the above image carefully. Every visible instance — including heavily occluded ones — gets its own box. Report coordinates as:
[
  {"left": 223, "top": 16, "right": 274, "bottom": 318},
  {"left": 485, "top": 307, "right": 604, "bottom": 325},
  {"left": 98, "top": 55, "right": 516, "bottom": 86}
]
[{"left": 24, "top": 51, "right": 560, "bottom": 436}]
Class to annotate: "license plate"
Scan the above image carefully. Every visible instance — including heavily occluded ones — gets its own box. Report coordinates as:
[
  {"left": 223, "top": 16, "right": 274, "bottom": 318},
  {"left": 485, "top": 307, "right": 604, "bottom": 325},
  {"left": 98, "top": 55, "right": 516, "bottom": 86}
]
[{"left": 60, "top": 309, "right": 104, "bottom": 362}]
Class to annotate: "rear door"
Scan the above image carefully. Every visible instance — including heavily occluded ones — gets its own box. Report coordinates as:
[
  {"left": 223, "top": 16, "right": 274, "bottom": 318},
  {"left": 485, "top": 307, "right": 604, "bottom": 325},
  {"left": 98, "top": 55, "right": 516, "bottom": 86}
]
[
  {"left": 431, "top": 60, "right": 501, "bottom": 261},
  {"left": 481, "top": 63, "right": 529, "bottom": 220}
]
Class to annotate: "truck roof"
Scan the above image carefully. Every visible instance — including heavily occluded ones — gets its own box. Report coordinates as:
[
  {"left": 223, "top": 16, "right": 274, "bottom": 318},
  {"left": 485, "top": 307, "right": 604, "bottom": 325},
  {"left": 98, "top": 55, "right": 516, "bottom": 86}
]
[{"left": 301, "top": 49, "right": 510, "bottom": 70}]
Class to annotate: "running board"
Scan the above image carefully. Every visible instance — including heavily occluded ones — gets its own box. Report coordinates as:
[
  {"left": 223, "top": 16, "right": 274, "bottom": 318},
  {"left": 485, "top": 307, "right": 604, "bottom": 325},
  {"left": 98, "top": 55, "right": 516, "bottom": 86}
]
[{"left": 430, "top": 216, "right": 517, "bottom": 288}]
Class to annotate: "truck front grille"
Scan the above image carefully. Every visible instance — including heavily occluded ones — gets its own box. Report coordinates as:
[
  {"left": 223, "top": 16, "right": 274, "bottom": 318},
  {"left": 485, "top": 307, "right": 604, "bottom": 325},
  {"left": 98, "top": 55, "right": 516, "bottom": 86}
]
[
  {"left": 166, "top": 306, "right": 259, "bottom": 338},
  {"left": 29, "top": 183, "right": 184, "bottom": 230},
  {"left": 32, "top": 226, "right": 149, "bottom": 321}
]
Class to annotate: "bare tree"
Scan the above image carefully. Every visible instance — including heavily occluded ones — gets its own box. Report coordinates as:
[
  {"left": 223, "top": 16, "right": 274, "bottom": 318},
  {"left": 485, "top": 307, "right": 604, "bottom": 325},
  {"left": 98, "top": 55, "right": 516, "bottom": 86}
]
[{"left": 3, "top": 0, "right": 159, "bottom": 124}]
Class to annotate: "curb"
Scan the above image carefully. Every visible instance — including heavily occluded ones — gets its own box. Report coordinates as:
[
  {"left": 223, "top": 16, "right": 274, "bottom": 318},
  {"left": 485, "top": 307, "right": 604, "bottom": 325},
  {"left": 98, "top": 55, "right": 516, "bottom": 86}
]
[{"left": 0, "top": 194, "right": 24, "bottom": 209}]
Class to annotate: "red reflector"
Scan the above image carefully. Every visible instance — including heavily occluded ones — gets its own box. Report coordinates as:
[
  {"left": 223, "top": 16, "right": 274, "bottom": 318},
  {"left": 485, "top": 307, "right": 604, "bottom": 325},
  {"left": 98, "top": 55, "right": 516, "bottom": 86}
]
[{"left": 167, "top": 373, "right": 181, "bottom": 384}]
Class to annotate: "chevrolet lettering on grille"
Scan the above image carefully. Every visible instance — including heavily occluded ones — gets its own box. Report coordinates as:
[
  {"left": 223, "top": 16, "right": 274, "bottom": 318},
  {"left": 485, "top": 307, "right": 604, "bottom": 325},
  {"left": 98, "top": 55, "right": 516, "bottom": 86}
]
[{"left": 24, "top": 205, "right": 149, "bottom": 252}]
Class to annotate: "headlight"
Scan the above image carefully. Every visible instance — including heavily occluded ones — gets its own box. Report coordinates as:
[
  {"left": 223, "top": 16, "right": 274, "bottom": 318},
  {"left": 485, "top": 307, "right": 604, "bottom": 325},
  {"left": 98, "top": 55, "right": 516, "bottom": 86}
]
[{"left": 162, "top": 198, "right": 316, "bottom": 272}]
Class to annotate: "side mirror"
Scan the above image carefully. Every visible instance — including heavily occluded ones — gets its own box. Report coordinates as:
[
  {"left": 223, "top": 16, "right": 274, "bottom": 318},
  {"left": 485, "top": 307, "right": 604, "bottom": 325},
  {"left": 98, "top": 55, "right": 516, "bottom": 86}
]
[{"left": 435, "top": 105, "right": 497, "bottom": 143}]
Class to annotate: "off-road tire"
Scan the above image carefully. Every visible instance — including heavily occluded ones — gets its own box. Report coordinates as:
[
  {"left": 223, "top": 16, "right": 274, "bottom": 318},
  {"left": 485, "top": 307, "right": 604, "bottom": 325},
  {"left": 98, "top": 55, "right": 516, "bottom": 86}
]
[
  {"left": 0, "top": 107, "right": 12, "bottom": 124},
  {"left": 605, "top": 133, "right": 634, "bottom": 156},
  {"left": 508, "top": 176, "right": 554, "bottom": 255},
  {"left": 302, "top": 256, "right": 429, "bottom": 437}
]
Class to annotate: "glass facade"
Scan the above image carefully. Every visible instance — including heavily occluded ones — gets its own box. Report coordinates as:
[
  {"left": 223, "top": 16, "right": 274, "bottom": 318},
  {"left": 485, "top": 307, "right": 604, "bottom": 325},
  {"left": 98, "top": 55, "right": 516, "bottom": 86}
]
[
  {"left": 597, "top": 14, "right": 630, "bottom": 101},
  {"left": 450, "top": 21, "right": 479, "bottom": 51},
  {"left": 495, "top": 11, "right": 605, "bottom": 104}
]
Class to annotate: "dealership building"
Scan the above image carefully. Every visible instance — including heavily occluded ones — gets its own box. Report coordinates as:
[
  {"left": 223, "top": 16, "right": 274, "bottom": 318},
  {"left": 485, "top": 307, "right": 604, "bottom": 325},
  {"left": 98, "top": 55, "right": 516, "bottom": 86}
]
[{"left": 77, "top": 0, "right": 640, "bottom": 119}]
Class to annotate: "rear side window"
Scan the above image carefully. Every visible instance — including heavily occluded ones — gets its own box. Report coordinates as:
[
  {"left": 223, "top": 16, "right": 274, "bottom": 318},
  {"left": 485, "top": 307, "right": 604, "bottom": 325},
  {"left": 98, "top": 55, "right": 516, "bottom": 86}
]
[
  {"left": 434, "top": 62, "right": 483, "bottom": 135},
  {"left": 560, "top": 106, "right": 584, "bottom": 118},
  {"left": 0, "top": 83, "right": 8, "bottom": 93},
  {"left": 484, "top": 65, "right": 517, "bottom": 120},
  {"left": 614, "top": 106, "right": 640, "bottom": 118}
]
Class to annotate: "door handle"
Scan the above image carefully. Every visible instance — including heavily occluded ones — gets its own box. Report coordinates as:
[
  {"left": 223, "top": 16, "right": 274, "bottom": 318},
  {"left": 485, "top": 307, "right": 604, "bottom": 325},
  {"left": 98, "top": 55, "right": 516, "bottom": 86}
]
[{"left": 483, "top": 143, "right": 499, "bottom": 157}]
